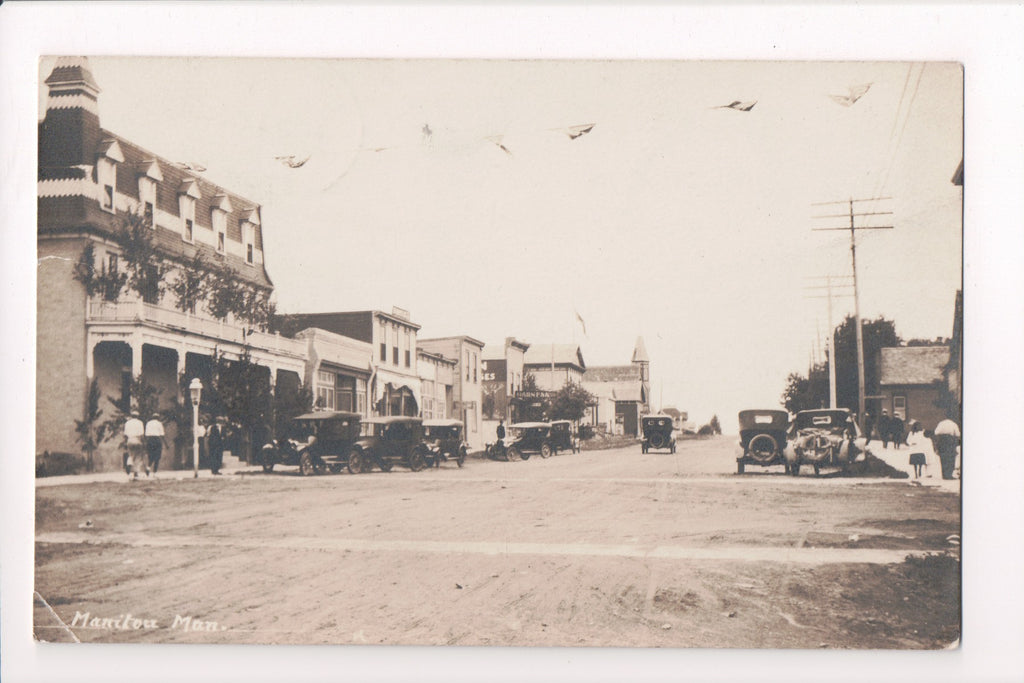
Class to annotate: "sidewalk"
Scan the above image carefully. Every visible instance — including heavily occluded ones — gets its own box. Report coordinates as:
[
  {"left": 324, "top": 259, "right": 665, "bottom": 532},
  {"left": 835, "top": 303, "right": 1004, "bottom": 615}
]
[
  {"left": 867, "top": 437, "right": 961, "bottom": 494},
  {"left": 35, "top": 454, "right": 260, "bottom": 488}
]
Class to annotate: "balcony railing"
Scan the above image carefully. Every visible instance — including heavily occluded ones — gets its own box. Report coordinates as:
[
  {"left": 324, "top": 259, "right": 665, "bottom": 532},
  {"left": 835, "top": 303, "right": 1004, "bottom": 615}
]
[{"left": 87, "top": 299, "right": 306, "bottom": 357}]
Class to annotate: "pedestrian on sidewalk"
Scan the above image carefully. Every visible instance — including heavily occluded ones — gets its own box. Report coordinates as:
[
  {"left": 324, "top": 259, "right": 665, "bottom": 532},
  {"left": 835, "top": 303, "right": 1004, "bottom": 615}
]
[
  {"left": 207, "top": 418, "right": 224, "bottom": 475},
  {"left": 890, "top": 417, "right": 904, "bottom": 450},
  {"left": 145, "top": 413, "right": 168, "bottom": 475},
  {"left": 864, "top": 410, "right": 875, "bottom": 446},
  {"left": 879, "top": 410, "right": 892, "bottom": 449},
  {"left": 123, "top": 411, "right": 147, "bottom": 480},
  {"left": 929, "top": 418, "right": 961, "bottom": 480}
]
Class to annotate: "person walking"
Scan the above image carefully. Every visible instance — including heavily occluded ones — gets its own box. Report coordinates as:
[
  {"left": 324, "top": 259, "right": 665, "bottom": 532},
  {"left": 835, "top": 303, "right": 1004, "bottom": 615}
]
[
  {"left": 123, "top": 411, "right": 147, "bottom": 481},
  {"left": 930, "top": 418, "right": 961, "bottom": 480},
  {"left": 890, "top": 417, "right": 904, "bottom": 451},
  {"left": 863, "top": 410, "right": 875, "bottom": 446},
  {"left": 207, "top": 418, "right": 224, "bottom": 475},
  {"left": 878, "top": 409, "right": 892, "bottom": 449},
  {"left": 144, "top": 413, "right": 168, "bottom": 475}
]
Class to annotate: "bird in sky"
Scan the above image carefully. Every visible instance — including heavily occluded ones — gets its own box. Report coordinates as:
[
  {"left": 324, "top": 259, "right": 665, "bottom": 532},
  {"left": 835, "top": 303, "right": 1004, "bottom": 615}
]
[
  {"left": 829, "top": 83, "right": 872, "bottom": 107},
  {"left": 566, "top": 123, "right": 595, "bottom": 140},
  {"left": 174, "top": 161, "right": 207, "bottom": 172},
  {"left": 274, "top": 155, "right": 310, "bottom": 169},
  {"left": 714, "top": 100, "right": 757, "bottom": 112},
  {"left": 486, "top": 135, "right": 513, "bottom": 157}
]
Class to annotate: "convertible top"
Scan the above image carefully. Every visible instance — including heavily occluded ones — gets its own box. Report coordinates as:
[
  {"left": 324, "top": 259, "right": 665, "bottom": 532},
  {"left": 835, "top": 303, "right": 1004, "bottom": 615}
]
[
  {"left": 292, "top": 411, "right": 361, "bottom": 422},
  {"left": 423, "top": 419, "right": 463, "bottom": 428},
  {"left": 511, "top": 422, "right": 550, "bottom": 429},
  {"left": 363, "top": 415, "right": 423, "bottom": 425}
]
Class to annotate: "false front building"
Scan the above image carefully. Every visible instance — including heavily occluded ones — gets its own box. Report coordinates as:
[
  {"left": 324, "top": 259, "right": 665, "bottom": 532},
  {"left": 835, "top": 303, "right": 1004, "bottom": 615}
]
[{"left": 37, "top": 57, "right": 306, "bottom": 471}]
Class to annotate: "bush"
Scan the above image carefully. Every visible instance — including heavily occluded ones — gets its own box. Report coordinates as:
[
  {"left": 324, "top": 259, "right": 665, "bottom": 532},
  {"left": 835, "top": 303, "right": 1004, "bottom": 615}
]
[
  {"left": 579, "top": 424, "right": 595, "bottom": 440},
  {"left": 36, "top": 451, "right": 89, "bottom": 477}
]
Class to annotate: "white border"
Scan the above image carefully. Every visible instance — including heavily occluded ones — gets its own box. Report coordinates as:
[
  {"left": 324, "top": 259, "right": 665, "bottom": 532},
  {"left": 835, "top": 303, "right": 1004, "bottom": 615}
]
[{"left": 3, "top": 3, "right": 1023, "bottom": 683}]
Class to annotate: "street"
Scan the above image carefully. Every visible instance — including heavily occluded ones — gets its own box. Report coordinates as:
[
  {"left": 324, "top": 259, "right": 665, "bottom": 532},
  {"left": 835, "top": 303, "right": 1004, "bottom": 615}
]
[{"left": 34, "top": 436, "right": 960, "bottom": 648}]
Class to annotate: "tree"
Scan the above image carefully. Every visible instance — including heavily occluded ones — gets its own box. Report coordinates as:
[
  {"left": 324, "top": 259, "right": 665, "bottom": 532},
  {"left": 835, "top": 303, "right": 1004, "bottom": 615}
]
[
  {"left": 118, "top": 208, "right": 168, "bottom": 303},
  {"left": 708, "top": 414, "right": 722, "bottom": 435},
  {"left": 100, "top": 375, "right": 162, "bottom": 445},
  {"left": 781, "top": 362, "right": 829, "bottom": 413},
  {"left": 208, "top": 349, "right": 273, "bottom": 461},
  {"left": 548, "top": 383, "right": 594, "bottom": 422},
  {"left": 169, "top": 252, "right": 210, "bottom": 314},
  {"left": 74, "top": 377, "right": 107, "bottom": 471},
  {"left": 74, "top": 242, "right": 127, "bottom": 302}
]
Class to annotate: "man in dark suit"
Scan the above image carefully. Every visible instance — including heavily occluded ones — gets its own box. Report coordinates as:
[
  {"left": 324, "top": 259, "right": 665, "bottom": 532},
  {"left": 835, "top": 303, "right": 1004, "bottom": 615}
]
[{"left": 207, "top": 419, "right": 224, "bottom": 475}]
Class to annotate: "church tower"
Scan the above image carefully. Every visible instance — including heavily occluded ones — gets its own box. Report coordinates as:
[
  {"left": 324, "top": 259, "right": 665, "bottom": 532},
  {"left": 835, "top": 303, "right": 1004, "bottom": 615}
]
[{"left": 631, "top": 336, "right": 651, "bottom": 411}]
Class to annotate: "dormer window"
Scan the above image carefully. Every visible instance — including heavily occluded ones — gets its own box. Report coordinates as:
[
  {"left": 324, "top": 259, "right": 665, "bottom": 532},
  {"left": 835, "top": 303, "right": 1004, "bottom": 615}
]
[
  {"left": 239, "top": 208, "right": 260, "bottom": 267},
  {"left": 211, "top": 194, "right": 232, "bottom": 255},
  {"left": 178, "top": 179, "right": 201, "bottom": 244},
  {"left": 137, "top": 161, "right": 161, "bottom": 229},
  {"left": 96, "top": 139, "right": 124, "bottom": 214}
]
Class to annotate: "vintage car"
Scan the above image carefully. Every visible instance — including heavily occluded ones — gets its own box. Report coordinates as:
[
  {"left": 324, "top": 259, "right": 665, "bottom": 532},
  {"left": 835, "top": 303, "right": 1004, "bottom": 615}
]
[
  {"left": 347, "top": 416, "right": 429, "bottom": 473},
  {"left": 735, "top": 409, "right": 789, "bottom": 474},
  {"left": 641, "top": 414, "right": 676, "bottom": 453},
  {"left": 548, "top": 420, "right": 580, "bottom": 454},
  {"left": 259, "top": 411, "right": 362, "bottom": 475},
  {"left": 505, "top": 422, "right": 554, "bottom": 460},
  {"left": 422, "top": 418, "right": 467, "bottom": 468},
  {"left": 783, "top": 408, "right": 870, "bottom": 476}
]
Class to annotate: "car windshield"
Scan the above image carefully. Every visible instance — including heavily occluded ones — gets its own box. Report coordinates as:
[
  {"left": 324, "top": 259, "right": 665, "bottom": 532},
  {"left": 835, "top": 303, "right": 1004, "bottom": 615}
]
[{"left": 426, "top": 426, "right": 458, "bottom": 439}]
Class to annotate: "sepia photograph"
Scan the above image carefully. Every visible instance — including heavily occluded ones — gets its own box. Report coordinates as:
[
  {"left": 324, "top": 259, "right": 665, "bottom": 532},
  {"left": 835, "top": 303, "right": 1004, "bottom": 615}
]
[{"left": 4, "top": 4, "right": 1024, "bottom": 683}]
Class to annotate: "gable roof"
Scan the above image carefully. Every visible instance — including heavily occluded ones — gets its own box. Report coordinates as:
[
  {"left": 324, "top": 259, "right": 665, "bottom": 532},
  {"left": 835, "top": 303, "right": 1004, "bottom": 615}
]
[
  {"left": 524, "top": 344, "right": 585, "bottom": 370},
  {"left": 584, "top": 365, "right": 641, "bottom": 383},
  {"left": 879, "top": 346, "right": 949, "bottom": 386}
]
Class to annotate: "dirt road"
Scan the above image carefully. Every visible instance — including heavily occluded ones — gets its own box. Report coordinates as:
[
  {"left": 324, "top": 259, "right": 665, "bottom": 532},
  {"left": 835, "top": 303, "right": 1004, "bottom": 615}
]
[{"left": 34, "top": 437, "right": 960, "bottom": 648}]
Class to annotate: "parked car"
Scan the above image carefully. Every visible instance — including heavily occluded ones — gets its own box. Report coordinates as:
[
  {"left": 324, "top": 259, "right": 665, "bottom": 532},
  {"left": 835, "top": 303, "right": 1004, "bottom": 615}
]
[
  {"left": 422, "top": 419, "right": 467, "bottom": 468},
  {"left": 347, "top": 416, "right": 429, "bottom": 473},
  {"left": 641, "top": 414, "right": 676, "bottom": 453},
  {"left": 505, "top": 422, "right": 554, "bottom": 460},
  {"left": 735, "top": 409, "right": 789, "bottom": 474},
  {"left": 259, "top": 411, "right": 362, "bottom": 475},
  {"left": 783, "top": 408, "right": 871, "bottom": 476},
  {"left": 548, "top": 420, "right": 580, "bottom": 454}
]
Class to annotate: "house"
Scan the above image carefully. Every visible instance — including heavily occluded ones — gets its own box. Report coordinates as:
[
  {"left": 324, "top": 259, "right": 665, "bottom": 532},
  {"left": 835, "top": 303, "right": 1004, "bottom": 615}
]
[
  {"left": 581, "top": 337, "right": 651, "bottom": 436},
  {"left": 481, "top": 337, "right": 530, "bottom": 437},
  {"left": 877, "top": 345, "right": 950, "bottom": 430},
  {"left": 418, "top": 336, "right": 486, "bottom": 450},
  {"left": 417, "top": 349, "right": 456, "bottom": 420},
  {"left": 291, "top": 328, "right": 372, "bottom": 416},
  {"left": 523, "top": 344, "right": 586, "bottom": 390},
  {"left": 274, "top": 308, "right": 422, "bottom": 417},
  {"left": 37, "top": 57, "right": 307, "bottom": 471}
]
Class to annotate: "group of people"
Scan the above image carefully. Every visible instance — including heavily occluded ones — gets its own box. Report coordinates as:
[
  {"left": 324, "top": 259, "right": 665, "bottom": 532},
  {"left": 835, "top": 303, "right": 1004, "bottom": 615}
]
[
  {"left": 863, "top": 409, "right": 919, "bottom": 450},
  {"left": 123, "top": 412, "right": 229, "bottom": 480},
  {"left": 122, "top": 412, "right": 168, "bottom": 480}
]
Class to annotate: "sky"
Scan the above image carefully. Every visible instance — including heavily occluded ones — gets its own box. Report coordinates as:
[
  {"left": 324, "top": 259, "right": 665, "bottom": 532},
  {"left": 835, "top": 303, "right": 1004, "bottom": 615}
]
[{"left": 37, "top": 57, "right": 962, "bottom": 429}]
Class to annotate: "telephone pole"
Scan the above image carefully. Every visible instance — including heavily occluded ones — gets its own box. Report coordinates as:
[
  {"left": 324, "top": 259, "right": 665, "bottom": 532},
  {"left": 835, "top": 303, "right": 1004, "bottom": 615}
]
[
  {"left": 803, "top": 275, "right": 853, "bottom": 409},
  {"left": 812, "top": 198, "right": 893, "bottom": 429}
]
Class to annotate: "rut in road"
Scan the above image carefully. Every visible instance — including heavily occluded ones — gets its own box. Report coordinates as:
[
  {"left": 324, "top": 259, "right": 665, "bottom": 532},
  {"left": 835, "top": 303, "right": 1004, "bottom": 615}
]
[{"left": 37, "top": 531, "right": 935, "bottom": 565}]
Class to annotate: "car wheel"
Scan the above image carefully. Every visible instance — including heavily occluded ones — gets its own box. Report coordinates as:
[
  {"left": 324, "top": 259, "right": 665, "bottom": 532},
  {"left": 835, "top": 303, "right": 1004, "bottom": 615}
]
[
  {"left": 508, "top": 446, "right": 521, "bottom": 462},
  {"left": 299, "top": 452, "right": 316, "bottom": 476},
  {"left": 347, "top": 450, "right": 364, "bottom": 474},
  {"left": 540, "top": 443, "right": 552, "bottom": 458},
  {"left": 649, "top": 433, "right": 667, "bottom": 450},
  {"left": 457, "top": 448, "right": 466, "bottom": 468},
  {"left": 747, "top": 434, "right": 779, "bottom": 464},
  {"left": 408, "top": 448, "right": 426, "bottom": 472}
]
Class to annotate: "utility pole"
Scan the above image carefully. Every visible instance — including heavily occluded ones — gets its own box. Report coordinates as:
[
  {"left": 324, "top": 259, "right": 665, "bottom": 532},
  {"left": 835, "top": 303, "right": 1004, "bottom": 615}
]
[
  {"left": 803, "top": 275, "right": 853, "bottom": 409},
  {"left": 812, "top": 197, "right": 893, "bottom": 430}
]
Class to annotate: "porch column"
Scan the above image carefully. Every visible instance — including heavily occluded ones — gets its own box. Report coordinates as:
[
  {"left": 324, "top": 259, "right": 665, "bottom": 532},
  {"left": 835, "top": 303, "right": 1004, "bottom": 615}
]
[
  {"left": 85, "top": 336, "right": 95, "bottom": 380},
  {"left": 130, "top": 333, "right": 143, "bottom": 378}
]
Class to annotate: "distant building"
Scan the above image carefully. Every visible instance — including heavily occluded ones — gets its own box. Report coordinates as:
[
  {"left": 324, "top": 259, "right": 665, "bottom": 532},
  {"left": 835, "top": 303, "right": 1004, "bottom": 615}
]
[
  {"left": 418, "top": 336, "right": 486, "bottom": 449},
  {"left": 523, "top": 344, "right": 586, "bottom": 390},
  {"left": 292, "top": 328, "right": 372, "bottom": 416},
  {"left": 481, "top": 337, "right": 530, "bottom": 439},
  {"left": 274, "top": 308, "right": 422, "bottom": 416},
  {"left": 581, "top": 337, "right": 651, "bottom": 436},
  {"left": 877, "top": 345, "right": 950, "bottom": 430}
]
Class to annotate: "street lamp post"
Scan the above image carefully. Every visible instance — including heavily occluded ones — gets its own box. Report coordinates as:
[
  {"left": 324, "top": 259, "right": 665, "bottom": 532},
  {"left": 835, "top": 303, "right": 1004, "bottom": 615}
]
[{"left": 189, "top": 378, "right": 203, "bottom": 478}]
